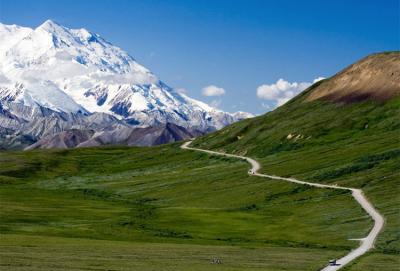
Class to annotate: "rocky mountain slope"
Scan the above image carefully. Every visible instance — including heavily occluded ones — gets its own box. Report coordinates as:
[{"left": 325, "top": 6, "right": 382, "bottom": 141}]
[
  {"left": 0, "top": 20, "right": 252, "bottom": 149},
  {"left": 27, "top": 123, "right": 201, "bottom": 149}
]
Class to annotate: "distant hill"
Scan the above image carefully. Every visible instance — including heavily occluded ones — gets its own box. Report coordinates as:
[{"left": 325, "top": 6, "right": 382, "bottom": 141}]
[{"left": 25, "top": 123, "right": 201, "bottom": 150}]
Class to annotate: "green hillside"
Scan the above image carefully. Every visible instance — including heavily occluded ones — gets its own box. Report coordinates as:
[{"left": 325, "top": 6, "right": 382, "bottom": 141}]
[{"left": 192, "top": 53, "right": 400, "bottom": 267}]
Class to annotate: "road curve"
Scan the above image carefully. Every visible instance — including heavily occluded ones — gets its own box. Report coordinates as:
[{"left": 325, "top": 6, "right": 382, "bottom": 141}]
[{"left": 181, "top": 141, "right": 384, "bottom": 271}]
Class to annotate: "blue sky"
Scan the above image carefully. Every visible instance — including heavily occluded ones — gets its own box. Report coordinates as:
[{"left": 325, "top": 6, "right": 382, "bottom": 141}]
[{"left": 0, "top": 0, "right": 398, "bottom": 114}]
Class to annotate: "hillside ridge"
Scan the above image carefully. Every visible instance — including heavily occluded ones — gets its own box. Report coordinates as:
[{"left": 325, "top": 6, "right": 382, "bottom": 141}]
[{"left": 304, "top": 52, "right": 400, "bottom": 103}]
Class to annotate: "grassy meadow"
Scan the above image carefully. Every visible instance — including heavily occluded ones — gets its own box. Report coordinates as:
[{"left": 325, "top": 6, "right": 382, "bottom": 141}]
[{"left": 0, "top": 142, "right": 376, "bottom": 270}]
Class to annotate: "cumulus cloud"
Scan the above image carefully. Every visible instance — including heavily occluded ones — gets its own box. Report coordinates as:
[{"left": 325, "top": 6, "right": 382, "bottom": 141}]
[
  {"left": 256, "top": 77, "right": 324, "bottom": 107},
  {"left": 202, "top": 85, "right": 225, "bottom": 96}
]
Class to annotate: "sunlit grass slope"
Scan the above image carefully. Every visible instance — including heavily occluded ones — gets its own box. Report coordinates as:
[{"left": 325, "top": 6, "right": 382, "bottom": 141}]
[{"left": 192, "top": 93, "right": 400, "bottom": 270}]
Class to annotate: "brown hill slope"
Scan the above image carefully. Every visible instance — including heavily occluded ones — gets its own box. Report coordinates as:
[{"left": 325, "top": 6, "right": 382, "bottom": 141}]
[{"left": 305, "top": 52, "right": 400, "bottom": 103}]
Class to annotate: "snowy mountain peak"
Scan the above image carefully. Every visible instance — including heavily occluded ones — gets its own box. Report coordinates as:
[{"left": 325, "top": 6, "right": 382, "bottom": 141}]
[
  {"left": 35, "top": 20, "right": 107, "bottom": 52},
  {"left": 34, "top": 19, "right": 75, "bottom": 47},
  {"left": 37, "top": 19, "right": 63, "bottom": 31},
  {"left": 0, "top": 20, "right": 252, "bottom": 133}
]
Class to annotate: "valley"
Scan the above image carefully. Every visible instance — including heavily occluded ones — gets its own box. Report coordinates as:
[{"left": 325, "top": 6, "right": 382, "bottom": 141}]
[
  {"left": 0, "top": 12, "right": 398, "bottom": 271},
  {"left": 0, "top": 143, "right": 381, "bottom": 270}
]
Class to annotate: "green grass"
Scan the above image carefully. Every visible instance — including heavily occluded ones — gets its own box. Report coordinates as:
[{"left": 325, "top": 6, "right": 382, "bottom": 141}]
[
  {"left": 0, "top": 234, "right": 343, "bottom": 271},
  {"left": 0, "top": 143, "right": 372, "bottom": 270},
  {"left": 193, "top": 97, "right": 400, "bottom": 269},
  {"left": 341, "top": 252, "right": 400, "bottom": 271}
]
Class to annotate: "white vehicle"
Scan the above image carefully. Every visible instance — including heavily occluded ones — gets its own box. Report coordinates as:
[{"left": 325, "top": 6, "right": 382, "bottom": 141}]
[{"left": 329, "top": 259, "right": 337, "bottom": 266}]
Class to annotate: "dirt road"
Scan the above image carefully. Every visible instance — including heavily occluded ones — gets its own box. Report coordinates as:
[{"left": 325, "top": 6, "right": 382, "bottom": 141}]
[{"left": 181, "top": 141, "right": 384, "bottom": 271}]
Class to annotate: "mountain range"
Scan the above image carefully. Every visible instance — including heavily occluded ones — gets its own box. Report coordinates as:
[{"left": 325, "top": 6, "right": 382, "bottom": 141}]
[{"left": 0, "top": 20, "right": 252, "bottom": 149}]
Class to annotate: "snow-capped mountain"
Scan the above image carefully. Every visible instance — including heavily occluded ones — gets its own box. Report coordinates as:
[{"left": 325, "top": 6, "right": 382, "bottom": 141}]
[
  {"left": 0, "top": 20, "right": 250, "bottom": 128},
  {"left": 0, "top": 20, "right": 252, "bottom": 149}
]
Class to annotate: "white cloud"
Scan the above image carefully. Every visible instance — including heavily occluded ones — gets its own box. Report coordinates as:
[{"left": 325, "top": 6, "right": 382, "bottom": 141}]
[
  {"left": 202, "top": 85, "right": 225, "bottom": 96},
  {"left": 256, "top": 77, "right": 324, "bottom": 107}
]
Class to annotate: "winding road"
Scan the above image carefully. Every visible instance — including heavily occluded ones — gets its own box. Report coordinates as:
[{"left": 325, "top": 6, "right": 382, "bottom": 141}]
[{"left": 181, "top": 141, "right": 384, "bottom": 271}]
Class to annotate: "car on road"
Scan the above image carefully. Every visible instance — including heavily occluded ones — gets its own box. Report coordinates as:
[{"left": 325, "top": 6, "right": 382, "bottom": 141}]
[{"left": 329, "top": 259, "right": 337, "bottom": 266}]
